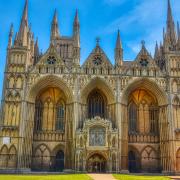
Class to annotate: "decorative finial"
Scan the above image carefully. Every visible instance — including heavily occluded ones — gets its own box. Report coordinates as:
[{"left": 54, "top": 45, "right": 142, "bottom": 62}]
[
  {"left": 141, "top": 40, "right": 145, "bottom": 47},
  {"left": 96, "top": 37, "right": 100, "bottom": 45}
]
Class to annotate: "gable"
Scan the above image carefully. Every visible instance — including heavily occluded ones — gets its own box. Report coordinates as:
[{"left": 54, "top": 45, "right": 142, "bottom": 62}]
[
  {"left": 132, "top": 45, "right": 157, "bottom": 69},
  {"left": 82, "top": 44, "right": 113, "bottom": 68},
  {"left": 36, "top": 43, "right": 65, "bottom": 66}
]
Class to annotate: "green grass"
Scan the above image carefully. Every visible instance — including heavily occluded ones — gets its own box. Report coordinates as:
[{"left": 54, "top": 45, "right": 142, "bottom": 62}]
[
  {"left": 113, "top": 174, "right": 170, "bottom": 180},
  {"left": 0, "top": 174, "right": 92, "bottom": 180}
]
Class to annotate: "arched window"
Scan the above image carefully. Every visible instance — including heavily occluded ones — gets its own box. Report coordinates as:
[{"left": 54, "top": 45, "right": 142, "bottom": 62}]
[
  {"left": 88, "top": 90, "right": 106, "bottom": 118},
  {"left": 56, "top": 101, "right": 65, "bottom": 131},
  {"left": 128, "top": 102, "right": 138, "bottom": 133},
  {"left": 34, "top": 100, "right": 43, "bottom": 131},
  {"left": 149, "top": 106, "right": 159, "bottom": 134}
]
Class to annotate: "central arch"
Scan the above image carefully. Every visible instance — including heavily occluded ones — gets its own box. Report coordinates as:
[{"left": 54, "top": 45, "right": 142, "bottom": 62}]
[{"left": 81, "top": 77, "right": 115, "bottom": 104}]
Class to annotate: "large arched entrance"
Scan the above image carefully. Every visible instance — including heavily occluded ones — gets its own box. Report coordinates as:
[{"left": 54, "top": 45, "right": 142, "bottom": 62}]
[
  {"left": 87, "top": 154, "right": 107, "bottom": 173},
  {"left": 121, "top": 78, "right": 168, "bottom": 173}
]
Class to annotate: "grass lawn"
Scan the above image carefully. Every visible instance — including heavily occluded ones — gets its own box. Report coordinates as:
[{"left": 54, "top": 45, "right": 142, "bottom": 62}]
[
  {"left": 0, "top": 174, "right": 92, "bottom": 180},
  {"left": 113, "top": 174, "right": 170, "bottom": 180}
]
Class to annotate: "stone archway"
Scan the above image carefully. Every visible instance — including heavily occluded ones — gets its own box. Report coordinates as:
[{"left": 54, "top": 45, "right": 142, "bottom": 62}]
[
  {"left": 120, "top": 78, "right": 168, "bottom": 172},
  {"left": 80, "top": 77, "right": 115, "bottom": 104},
  {"left": 121, "top": 78, "right": 168, "bottom": 106},
  {"left": 25, "top": 75, "right": 74, "bottom": 171},
  {"left": 27, "top": 75, "right": 73, "bottom": 104},
  {"left": 79, "top": 77, "right": 116, "bottom": 128},
  {"left": 87, "top": 153, "right": 107, "bottom": 173}
]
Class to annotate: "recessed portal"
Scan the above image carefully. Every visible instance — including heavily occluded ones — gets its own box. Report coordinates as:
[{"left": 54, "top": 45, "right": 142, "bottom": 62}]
[{"left": 87, "top": 154, "right": 106, "bottom": 173}]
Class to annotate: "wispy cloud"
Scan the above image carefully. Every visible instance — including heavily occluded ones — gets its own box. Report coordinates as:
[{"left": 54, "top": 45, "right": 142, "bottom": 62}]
[{"left": 102, "top": 0, "right": 180, "bottom": 56}]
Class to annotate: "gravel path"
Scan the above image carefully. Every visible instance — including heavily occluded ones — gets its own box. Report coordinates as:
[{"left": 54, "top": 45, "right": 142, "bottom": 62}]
[{"left": 88, "top": 174, "right": 115, "bottom": 180}]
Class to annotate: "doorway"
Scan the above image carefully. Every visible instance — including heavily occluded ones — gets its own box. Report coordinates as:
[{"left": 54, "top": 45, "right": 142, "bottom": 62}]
[
  {"left": 87, "top": 153, "right": 106, "bottom": 173},
  {"left": 128, "top": 150, "right": 140, "bottom": 173},
  {"left": 54, "top": 150, "right": 64, "bottom": 172}
]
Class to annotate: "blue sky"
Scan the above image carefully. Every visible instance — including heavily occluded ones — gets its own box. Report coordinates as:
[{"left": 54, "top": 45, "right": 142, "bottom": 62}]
[{"left": 0, "top": 0, "right": 180, "bottom": 98}]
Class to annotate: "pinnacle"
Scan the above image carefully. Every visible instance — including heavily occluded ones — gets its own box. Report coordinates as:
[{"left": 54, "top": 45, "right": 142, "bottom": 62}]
[
  {"left": 74, "top": 9, "right": 80, "bottom": 26},
  {"left": 116, "top": 29, "right": 122, "bottom": 49}
]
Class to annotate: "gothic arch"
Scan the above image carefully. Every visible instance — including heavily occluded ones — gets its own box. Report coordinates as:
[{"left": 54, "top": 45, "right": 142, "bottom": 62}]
[
  {"left": 51, "top": 144, "right": 65, "bottom": 157},
  {"left": 8, "top": 145, "right": 17, "bottom": 168},
  {"left": 32, "top": 144, "right": 51, "bottom": 171},
  {"left": 0, "top": 145, "right": 8, "bottom": 168},
  {"left": 81, "top": 77, "right": 115, "bottom": 104},
  {"left": 141, "top": 145, "right": 159, "bottom": 172},
  {"left": 121, "top": 78, "right": 168, "bottom": 106},
  {"left": 128, "top": 146, "right": 141, "bottom": 173},
  {"left": 27, "top": 75, "right": 73, "bottom": 103},
  {"left": 173, "top": 96, "right": 180, "bottom": 105}
]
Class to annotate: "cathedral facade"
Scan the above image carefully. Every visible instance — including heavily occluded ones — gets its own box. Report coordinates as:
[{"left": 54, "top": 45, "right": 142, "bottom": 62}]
[{"left": 0, "top": 0, "right": 180, "bottom": 174}]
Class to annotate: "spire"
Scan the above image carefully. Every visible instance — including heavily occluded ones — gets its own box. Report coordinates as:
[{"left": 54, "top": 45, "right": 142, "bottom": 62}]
[
  {"left": 51, "top": 9, "right": 60, "bottom": 41},
  {"left": 116, "top": 29, "right": 122, "bottom": 49},
  {"left": 17, "top": 0, "right": 29, "bottom": 46},
  {"left": 74, "top": 9, "right": 80, "bottom": 27},
  {"left": 167, "top": 0, "right": 173, "bottom": 23},
  {"left": 154, "top": 42, "right": 159, "bottom": 59},
  {"left": 72, "top": 9, "right": 80, "bottom": 66},
  {"left": 73, "top": 9, "right": 80, "bottom": 47},
  {"left": 166, "top": 0, "right": 176, "bottom": 48},
  {"left": 115, "top": 30, "right": 123, "bottom": 66},
  {"left": 8, "top": 23, "right": 14, "bottom": 48}
]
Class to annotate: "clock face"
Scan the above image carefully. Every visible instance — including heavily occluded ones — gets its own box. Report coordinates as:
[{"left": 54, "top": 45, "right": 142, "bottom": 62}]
[
  {"left": 93, "top": 56, "right": 102, "bottom": 66},
  {"left": 140, "top": 58, "right": 149, "bottom": 67},
  {"left": 47, "top": 56, "right": 56, "bottom": 65}
]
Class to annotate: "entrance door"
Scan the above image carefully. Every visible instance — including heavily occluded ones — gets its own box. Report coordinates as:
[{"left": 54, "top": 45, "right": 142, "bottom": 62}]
[
  {"left": 87, "top": 154, "right": 106, "bottom": 173},
  {"left": 55, "top": 150, "right": 64, "bottom": 172},
  {"left": 128, "top": 150, "right": 139, "bottom": 173}
]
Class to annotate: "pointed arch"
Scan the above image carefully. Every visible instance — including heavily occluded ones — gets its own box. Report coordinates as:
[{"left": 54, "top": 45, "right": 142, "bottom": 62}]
[
  {"left": 141, "top": 145, "right": 159, "bottom": 172},
  {"left": 8, "top": 145, "right": 17, "bottom": 168},
  {"left": 56, "top": 99, "right": 65, "bottom": 131},
  {"left": 128, "top": 146, "right": 141, "bottom": 173},
  {"left": 172, "top": 79, "right": 178, "bottom": 93},
  {"left": 32, "top": 144, "right": 51, "bottom": 171},
  {"left": 81, "top": 77, "right": 115, "bottom": 104},
  {"left": 121, "top": 78, "right": 168, "bottom": 106},
  {"left": 34, "top": 100, "right": 43, "bottom": 131},
  {"left": 0, "top": 145, "right": 8, "bottom": 168},
  {"left": 128, "top": 101, "right": 138, "bottom": 133},
  {"left": 88, "top": 89, "right": 107, "bottom": 118},
  {"left": 173, "top": 96, "right": 180, "bottom": 105},
  {"left": 27, "top": 75, "right": 73, "bottom": 103}
]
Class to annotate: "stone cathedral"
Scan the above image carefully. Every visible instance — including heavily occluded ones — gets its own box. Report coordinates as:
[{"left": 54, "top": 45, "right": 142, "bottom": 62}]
[{"left": 0, "top": 0, "right": 179, "bottom": 174}]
